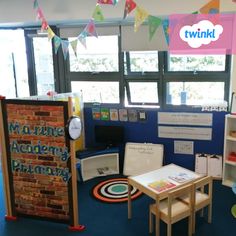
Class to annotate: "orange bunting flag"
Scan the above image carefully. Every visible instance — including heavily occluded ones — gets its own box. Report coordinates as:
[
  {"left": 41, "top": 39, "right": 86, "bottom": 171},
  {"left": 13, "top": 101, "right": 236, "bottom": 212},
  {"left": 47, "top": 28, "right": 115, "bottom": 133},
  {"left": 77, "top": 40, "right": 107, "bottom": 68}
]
[
  {"left": 199, "top": 0, "right": 220, "bottom": 14},
  {"left": 53, "top": 35, "right": 61, "bottom": 54},
  {"left": 61, "top": 40, "right": 70, "bottom": 60},
  {"left": 85, "top": 19, "right": 98, "bottom": 37},
  {"left": 70, "top": 40, "right": 78, "bottom": 57},
  {"left": 97, "top": 0, "right": 113, "bottom": 4},
  {"left": 93, "top": 4, "right": 104, "bottom": 21},
  {"left": 134, "top": 6, "right": 149, "bottom": 32},
  {"left": 47, "top": 27, "right": 55, "bottom": 41},
  {"left": 36, "top": 7, "right": 44, "bottom": 20},
  {"left": 124, "top": 0, "right": 137, "bottom": 19},
  {"left": 78, "top": 31, "right": 88, "bottom": 48},
  {"left": 148, "top": 15, "right": 162, "bottom": 41}
]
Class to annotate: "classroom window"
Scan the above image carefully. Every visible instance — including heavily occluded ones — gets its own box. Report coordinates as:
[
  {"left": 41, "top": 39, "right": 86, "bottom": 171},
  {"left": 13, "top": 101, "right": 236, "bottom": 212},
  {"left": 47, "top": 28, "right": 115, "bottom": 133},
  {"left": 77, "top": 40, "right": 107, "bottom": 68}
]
[
  {"left": 69, "top": 35, "right": 119, "bottom": 72},
  {"left": 0, "top": 29, "right": 29, "bottom": 98},
  {"left": 71, "top": 81, "right": 119, "bottom": 103},
  {"left": 168, "top": 54, "right": 226, "bottom": 72},
  {"left": 166, "top": 82, "right": 225, "bottom": 105}
]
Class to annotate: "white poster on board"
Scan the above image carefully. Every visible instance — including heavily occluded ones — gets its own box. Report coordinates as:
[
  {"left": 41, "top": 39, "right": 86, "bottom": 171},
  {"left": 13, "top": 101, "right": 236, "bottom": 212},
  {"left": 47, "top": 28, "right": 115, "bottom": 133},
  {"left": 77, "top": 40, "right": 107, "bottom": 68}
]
[
  {"left": 158, "top": 112, "right": 212, "bottom": 126},
  {"left": 174, "top": 140, "right": 194, "bottom": 155},
  {"left": 158, "top": 126, "right": 212, "bottom": 140}
]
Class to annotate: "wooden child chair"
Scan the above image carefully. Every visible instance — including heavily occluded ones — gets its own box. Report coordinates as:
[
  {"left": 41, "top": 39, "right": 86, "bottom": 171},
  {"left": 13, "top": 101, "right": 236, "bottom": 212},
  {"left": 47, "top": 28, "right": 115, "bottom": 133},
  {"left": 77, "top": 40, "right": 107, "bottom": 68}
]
[{"left": 149, "top": 184, "right": 194, "bottom": 236}]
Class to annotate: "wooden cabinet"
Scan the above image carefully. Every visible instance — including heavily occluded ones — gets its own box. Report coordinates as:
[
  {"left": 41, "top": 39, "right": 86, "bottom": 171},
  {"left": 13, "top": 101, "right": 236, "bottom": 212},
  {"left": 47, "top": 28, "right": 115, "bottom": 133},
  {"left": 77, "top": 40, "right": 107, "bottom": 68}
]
[{"left": 222, "top": 114, "right": 236, "bottom": 187}]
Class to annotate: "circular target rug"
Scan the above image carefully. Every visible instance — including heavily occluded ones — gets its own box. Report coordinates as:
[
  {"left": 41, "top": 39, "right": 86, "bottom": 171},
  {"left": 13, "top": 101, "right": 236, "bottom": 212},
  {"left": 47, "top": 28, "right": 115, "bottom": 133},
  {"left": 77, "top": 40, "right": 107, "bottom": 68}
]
[{"left": 92, "top": 178, "right": 142, "bottom": 203}]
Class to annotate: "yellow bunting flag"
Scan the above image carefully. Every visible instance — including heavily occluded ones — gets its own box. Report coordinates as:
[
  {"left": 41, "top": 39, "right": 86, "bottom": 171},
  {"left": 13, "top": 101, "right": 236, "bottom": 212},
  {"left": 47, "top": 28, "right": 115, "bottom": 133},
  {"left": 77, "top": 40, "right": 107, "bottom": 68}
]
[
  {"left": 47, "top": 27, "right": 55, "bottom": 41},
  {"left": 134, "top": 6, "right": 149, "bottom": 32},
  {"left": 124, "top": 0, "right": 137, "bottom": 19},
  {"left": 70, "top": 40, "right": 78, "bottom": 57},
  {"left": 148, "top": 15, "right": 162, "bottom": 41},
  {"left": 199, "top": 0, "right": 220, "bottom": 14},
  {"left": 93, "top": 4, "right": 104, "bottom": 21}
]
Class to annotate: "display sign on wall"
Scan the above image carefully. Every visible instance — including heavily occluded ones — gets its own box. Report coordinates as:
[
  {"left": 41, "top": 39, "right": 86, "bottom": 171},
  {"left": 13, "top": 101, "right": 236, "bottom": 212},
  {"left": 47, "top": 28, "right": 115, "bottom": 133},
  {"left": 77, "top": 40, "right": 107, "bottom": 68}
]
[{"left": 2, "top": 99, "right": 73, "bottom": 223}]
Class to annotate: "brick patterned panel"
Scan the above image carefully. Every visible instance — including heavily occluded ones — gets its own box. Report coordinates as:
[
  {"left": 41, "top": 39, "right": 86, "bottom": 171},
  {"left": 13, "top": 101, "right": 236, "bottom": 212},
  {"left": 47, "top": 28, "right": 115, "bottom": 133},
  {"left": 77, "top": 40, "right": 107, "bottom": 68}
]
[{"left": 5, "top": 101, "right": 71, "bottom": 222}]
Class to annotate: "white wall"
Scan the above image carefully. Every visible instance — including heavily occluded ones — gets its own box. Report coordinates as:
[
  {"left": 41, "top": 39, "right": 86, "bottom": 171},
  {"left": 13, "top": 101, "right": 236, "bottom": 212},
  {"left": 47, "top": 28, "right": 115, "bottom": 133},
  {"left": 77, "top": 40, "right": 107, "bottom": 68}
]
[{"left": 0, "top": 0, "right": 236, "bottom": 26}]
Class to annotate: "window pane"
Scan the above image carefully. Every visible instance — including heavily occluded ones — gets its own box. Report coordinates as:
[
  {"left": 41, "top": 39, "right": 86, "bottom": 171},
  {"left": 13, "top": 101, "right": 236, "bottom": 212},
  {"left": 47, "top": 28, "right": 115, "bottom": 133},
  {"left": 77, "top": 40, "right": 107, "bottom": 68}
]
[
  {"left": 166, "top": 82, "right": 224, "bottom": 105},
  {"left": 0, "top": 29, "right": 29, "bottom": 98},
  {"left": 168, "top": 54, "right": 226, "bottom": 71},
  {"left": 71, "top": 81, "right": 119, "bottom": 103},
  {"left": 69, "top": 36, "right": 118, "bottom": 72},
  {"left": 128, "top": 51, "right": 159, "bottom": 72},
  {"left": 33, "top": 37, "right": 55, "bottom": 95},
  {"left": 129, "top": 82, "right": 158, "bottom": 103}
]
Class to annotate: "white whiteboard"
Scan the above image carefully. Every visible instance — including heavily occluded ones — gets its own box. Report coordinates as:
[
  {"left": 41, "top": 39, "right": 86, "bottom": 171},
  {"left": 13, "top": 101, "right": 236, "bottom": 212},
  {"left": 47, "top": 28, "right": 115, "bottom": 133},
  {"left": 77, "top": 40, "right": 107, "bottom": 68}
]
[{"left": 123, "top": 142, "right": 164, "bottom": 176}]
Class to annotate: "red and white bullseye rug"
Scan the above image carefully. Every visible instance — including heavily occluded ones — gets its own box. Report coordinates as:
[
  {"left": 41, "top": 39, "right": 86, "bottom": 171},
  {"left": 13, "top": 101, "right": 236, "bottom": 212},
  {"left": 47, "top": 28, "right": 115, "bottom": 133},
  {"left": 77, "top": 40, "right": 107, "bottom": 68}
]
[{"left": 92, "top": 178, "right": 142, "bottom": 203}]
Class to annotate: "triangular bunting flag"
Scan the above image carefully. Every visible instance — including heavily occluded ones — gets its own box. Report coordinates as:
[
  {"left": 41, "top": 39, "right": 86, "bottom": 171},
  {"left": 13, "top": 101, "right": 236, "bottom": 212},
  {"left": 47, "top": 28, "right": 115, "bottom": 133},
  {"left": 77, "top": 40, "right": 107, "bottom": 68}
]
[
  {"left": 162, "top": 18, "right": 170, "bottom": 45},
  {"left": 123, "top": 0, "right": 137, "bottom": 19},
  {"left": 134, "top": 6, "right": 149, "bottom": 32},
  {"left": 41, "top": 18, "right": 48, "bottom": 31},
  {"left": 85, "top": 19, "right": 98, "bottom": 37},
  {"left": 36, "top": 7, "right": 44, "bottom": 20},
  {"left": 97, "top": 0, "right": 113, "bottom": 4},
  {"left": 53, "top": 35, "right": 62, "bottom": 54},
  {"left": 93, "top": 4, "right": 104, "bottom": 21},
  {"left": 33, "top": 0, "right": 39, "bottom": 9},
  {"left": 70, "top": 40, "right": 78, "bottom": 57},
  {"left": 78, "top": 31, "right": 88, "bottom": 48},
  {"left": 199, "top": 0, "right": 220, "bottom": 14},
  {"left": 148, "top": 15, "right": 162, "bottom": 41},
  {"left": 113, "top": 0, "right": 119, "bottom": 5},
  {"left": 61, "top": 40, "right": 70, "bottom": 60},
  {"left": 47, "top": 27, "right": 55, "bottom": 41}
]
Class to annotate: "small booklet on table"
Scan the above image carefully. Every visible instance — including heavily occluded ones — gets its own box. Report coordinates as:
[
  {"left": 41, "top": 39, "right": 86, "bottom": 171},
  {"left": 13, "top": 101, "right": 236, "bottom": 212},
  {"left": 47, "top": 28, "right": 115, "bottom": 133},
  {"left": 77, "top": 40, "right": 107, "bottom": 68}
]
[
  {"left": 148, "top": 179, "right": 176, "bottom": 193},
  {"left": 168, "top": 172, "right": 194, "bottom": 183}
]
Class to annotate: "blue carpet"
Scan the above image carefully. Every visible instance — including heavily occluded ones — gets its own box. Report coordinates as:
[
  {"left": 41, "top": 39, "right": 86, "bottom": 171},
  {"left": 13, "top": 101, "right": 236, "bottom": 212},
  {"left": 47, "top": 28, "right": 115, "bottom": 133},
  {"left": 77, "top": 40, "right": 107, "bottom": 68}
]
[{"left": 0, "top": 172, "right": 235, "bottom": 236}]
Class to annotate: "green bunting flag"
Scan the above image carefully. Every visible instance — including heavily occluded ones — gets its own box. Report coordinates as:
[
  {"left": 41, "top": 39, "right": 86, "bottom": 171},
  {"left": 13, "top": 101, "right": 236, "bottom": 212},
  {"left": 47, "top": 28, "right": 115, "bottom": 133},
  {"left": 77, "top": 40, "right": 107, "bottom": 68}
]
[
  {"left": 93, "top": 4, "right": 104, "bottom": 21},
  {"left": 54, "top": 36, "right": 62, "bottom": 54},
  {"left": 33, "top": 0, "right": 39, "bottom": 9},
  {"left": 162, "top": 18, "right": 169, "bottom": 45},
  {"left": 61, "top": 40, "right": 70, "bottom": 60},
  {"left": 148, "top": 15, "right": 162, "bottom": 41},
  {"left": 70, "top": 40, "right": 78, "bottom": 57}
]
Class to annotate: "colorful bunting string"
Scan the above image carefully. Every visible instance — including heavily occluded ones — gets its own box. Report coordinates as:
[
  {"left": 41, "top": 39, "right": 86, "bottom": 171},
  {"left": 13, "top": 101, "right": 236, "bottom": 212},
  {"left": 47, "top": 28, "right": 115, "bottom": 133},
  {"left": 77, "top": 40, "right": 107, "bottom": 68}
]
[{"left": 33, "top": 0, "right": 223, "bottom": 60}]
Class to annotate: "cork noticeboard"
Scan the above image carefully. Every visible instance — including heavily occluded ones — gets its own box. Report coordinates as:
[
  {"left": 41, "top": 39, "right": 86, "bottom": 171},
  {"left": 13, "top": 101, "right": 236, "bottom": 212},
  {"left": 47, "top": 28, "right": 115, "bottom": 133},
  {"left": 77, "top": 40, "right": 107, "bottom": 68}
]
[{"left": 2, "top": 99, "right": 73, "bottom": 223}]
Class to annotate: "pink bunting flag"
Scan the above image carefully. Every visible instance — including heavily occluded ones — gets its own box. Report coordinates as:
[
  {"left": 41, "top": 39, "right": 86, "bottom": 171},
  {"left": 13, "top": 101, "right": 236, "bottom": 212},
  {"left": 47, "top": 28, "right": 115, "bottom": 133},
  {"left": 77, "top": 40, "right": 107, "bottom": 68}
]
[
  {"left": 97, "top": 0, "right": 113, "bottom": 4},
  {"left": 85, "top": 19, "right": 98, "bottom": 37},
  {"left": 124, "top": 0, "right": 137, "bottom": 19},
  {"left": 41, "top": 18, "right": 48, "bottom": 31},
  {"left": 61, "top": 40, "right": 70, "bottom": 60},
  {"left": 36, "top": 7, "right": 44, "bottom": 20}
]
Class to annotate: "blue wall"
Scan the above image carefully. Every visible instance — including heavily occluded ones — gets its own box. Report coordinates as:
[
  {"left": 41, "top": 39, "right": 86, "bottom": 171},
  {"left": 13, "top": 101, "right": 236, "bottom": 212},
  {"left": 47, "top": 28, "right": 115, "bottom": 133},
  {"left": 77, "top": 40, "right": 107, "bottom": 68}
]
[{"left": 83, "top": 107, "right": 227, "bottom": 172}]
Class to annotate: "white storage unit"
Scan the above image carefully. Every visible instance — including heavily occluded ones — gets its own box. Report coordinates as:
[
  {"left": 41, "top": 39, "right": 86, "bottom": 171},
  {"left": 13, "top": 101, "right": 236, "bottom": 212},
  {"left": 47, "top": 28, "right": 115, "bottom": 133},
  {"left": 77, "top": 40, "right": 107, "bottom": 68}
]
[
  {"left": 222, "top": 114, "right": 236, "bottom": 187},
  {"left": 79, "top": 151, "right": 119, "bottom": 181}
]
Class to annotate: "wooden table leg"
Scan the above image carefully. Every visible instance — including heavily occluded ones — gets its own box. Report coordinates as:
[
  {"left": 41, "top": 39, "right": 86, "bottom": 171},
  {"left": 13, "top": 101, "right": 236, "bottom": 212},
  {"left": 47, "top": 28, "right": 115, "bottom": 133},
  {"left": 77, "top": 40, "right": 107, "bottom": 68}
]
[
  {"left": 155, "top": 198, "right": 160, "bottom": 236},
  {"left": 128, "top": 181, "right": 132, "bottom": 219}
]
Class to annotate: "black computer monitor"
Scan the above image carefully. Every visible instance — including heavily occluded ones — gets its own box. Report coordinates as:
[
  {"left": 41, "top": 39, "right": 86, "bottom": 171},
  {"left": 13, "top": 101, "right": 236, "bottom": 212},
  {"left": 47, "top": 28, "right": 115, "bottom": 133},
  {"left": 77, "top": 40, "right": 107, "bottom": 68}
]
[{"left": 94, "top": 125, "right": 124, "bottom": 147}]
